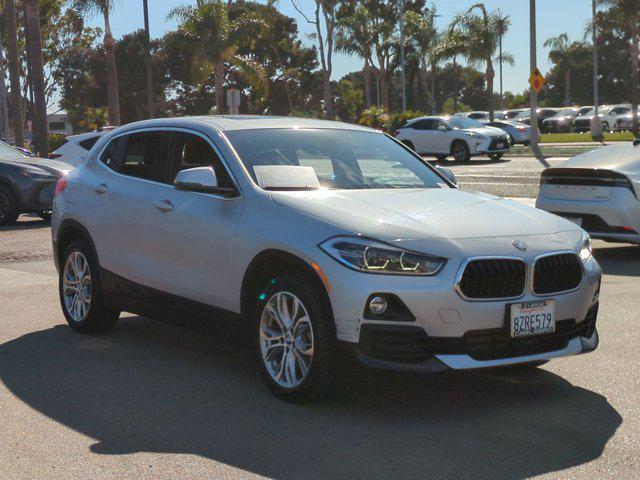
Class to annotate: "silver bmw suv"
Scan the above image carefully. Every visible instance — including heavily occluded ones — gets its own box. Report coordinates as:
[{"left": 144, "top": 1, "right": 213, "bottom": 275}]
[{"left": 52, "top": 116, "right": 602, "bottom": 401}]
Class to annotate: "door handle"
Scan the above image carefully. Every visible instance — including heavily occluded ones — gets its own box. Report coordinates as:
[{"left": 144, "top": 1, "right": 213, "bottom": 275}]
[
  {"left": 93, "top": 183, "right": 108, "bottom": 195},
  {"left": 154, "top": 199, "right": 174, "bottom": 213}
]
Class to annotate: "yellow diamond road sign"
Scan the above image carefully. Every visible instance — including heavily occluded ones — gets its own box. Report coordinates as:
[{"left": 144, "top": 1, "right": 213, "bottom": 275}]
[{"left": 529, "top": 68, "right": 545, "bottom": 93}]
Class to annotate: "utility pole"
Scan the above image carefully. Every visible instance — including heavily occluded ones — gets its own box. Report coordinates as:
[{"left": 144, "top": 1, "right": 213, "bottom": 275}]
[
  {"left": 143, "top": 0, "right": 154, "bottom": 118},
  {"left": 529, "top": 0, "right": 547, "bottom": 166},
  {"left": 399, "top": 0, "right": 407, "bottom": 112},
  {"left": 590, "top": 0, "right": 602, "bottom": 139},
  {"left": 499, "top": 34, "right": 504, "bottom": 110}
]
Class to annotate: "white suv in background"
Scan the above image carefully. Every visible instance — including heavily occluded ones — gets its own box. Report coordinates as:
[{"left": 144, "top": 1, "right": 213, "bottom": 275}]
[
  {"left": 395, "top": 115, "right": 510, "bottom": 162},
  {"left": 49, "top": 132, "right": 106, "bottom": 166},
  {"left": 52, "top": 116, "right": 601, "bottom": 401}
]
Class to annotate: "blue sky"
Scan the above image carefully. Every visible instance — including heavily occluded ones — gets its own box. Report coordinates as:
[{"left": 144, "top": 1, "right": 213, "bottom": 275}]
[{"left": 88, "top": 0, "right": 593, "bottom": 94}]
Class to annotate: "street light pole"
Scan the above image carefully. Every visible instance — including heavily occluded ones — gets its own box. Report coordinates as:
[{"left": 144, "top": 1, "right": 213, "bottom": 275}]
[
  {"left": 529, "top": 0, "right": 547, "bottom": 166},
  {"left": 399, "top": 0, "right": 407, "bottom": 113},
  {"left": 143, "top": 0, "right": 154, "bottom": 119},
  {"left": 590, "top": 0, "right": 602, "bottom": 139}
]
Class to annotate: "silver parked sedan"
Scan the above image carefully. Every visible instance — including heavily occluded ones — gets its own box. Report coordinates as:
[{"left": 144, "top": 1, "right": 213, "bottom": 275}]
[
  {"left": 52, "top": 116, "right": 601, "bottom": 401},
  {"left": 536, "top": 143, "right": 640, "bottom": 245}
]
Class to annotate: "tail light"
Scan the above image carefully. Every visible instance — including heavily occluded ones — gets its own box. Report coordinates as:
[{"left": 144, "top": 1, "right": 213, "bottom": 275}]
[
  {"left": 516, "top": 126, "right": 527, "bottom": 132},
  {"left": 49, "top": 153, "right": 62, "bottom": 159},
  {"left": 54, "top": 177, "right": 67, "bottom": 196}
]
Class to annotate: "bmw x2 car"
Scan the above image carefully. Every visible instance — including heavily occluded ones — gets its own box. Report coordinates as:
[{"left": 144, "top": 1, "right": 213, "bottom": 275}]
[{"left": 52, "top": 116, "right": 602, "bottom": 401}]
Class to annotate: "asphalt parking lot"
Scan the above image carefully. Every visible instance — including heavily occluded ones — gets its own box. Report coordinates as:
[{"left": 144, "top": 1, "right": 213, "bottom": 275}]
[{"left": 1, "top": 156, "right": 639, "bottom": 479}]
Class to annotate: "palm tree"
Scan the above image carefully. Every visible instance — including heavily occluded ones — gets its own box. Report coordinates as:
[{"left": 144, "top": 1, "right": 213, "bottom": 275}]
[
  {"left": 3, "top": 0, "right": 24, "bottom": 147},
  {"left": 436, "top": 26, "right": 466, "bottom": 113},
  {"left": 72, "top": 0, "right": 121, "bottom": 125},
  {"left": 335, "top": 4, "right": 375, "bottom": 107},
  {"left": 170, "top": 0, "right": 267, "bottom": 114},
  {"left": 405, "top": 6, "right": 440, "bottom": 113},
  {"left": 597, "top": 0, "right": 640, "bottom": 135},
  {"left": 494, "top": 11, "right": 511, "bottom": 109},
  {"left": 455, "top": 4, "right": 510, "bottom": 121},
  {"left": 23, "top": 0, "right": 48, "bottom": 156},
  {"left": 544, "top": 34, "right": 573, "bottom": 106}
]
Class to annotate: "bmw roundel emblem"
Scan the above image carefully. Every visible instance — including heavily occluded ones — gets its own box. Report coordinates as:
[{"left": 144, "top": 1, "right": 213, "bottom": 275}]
[{"left": 512, "top": 240, "right": 528, "bottom": 251}]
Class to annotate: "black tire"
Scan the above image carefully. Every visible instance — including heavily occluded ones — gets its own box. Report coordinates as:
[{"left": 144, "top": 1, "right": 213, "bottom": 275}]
[
  {"left": 0, "top": 185, "right": 19, "bottom": 226},
  {"left": 401, "top": 140, "right": 415, "bottom": 151},
  {"left": 435, "top": 155, "right": 448, "bottom": 162},
  {"left": 59, "top": 240, "right": 119, "bottom": 333},
  {"left": 489, "top": 153, "right": 504, "bottom": 161},
  {"left": 451, "top": 140, "right": 470, "bottom": 163},
  {"left": 254, "top": 275, "right": 335, "bottom": 402},
  {"left": 37, "top": 211, "right": 51, "bottom": 222}
]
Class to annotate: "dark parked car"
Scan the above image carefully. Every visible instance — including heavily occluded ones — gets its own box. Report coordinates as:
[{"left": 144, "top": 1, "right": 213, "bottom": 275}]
[
  {"left": 541, "top": 107, "right": 580, "bottom": 133},
  {"left": 0, "top": 141, "right": 71, "bottom": 225}
]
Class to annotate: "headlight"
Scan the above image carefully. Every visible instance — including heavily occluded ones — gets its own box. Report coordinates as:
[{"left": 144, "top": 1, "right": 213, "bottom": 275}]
[
  {"left": 467, "top": 132, "right": 488, "bottom": 140},
  {"left": 579, "top": 233, "right": 593, "bottom": 262},
  {"left": 319, "top": 236, "right": 447, "bottom": 276}
]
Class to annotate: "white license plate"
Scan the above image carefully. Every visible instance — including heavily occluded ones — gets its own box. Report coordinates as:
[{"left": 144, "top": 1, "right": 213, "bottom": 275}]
[
  {"left": 566, "top": 216, "right": 583, "bottom": 226},
  {"left": 496, "top": 142, "right": 506, "bottom": 149},
  {"left": 510, "top": 300, "right": 555, "bottom": 338}
]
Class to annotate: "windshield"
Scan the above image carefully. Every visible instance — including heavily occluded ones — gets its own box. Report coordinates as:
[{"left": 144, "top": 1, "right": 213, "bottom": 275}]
[
  {"left": 448, "top": 116, "right": 483, "bottom": 129},
  {"left": 226, "top": 128, "right": 450, "bottom": 191},
  {"left": 0, "top": 141, "right": 26, "bottom": 157}
]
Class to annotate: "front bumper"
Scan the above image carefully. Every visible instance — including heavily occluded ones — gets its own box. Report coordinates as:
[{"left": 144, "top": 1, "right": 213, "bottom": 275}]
[
  {"left": 471, "top": 137, "right": 510, "bottom": 156},
  {"left": 352, "top": 303, "right": 599, "bottom": 372}
]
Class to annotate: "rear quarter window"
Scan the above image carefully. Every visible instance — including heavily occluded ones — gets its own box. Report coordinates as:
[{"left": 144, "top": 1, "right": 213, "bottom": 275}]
[{"left": 78, "top": 136, "right": 101, "bottom": 150}]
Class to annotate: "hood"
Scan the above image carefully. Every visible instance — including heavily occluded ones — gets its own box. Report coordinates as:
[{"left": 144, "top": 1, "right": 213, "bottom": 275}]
[
  {"left": 0, "top": 156, "right": 73, "bottom": 176},
  {"left": 463, "top": 126, "right": 506, "bottom": 137},
  {"left": 271, "top": 188, "right": 579, "bottom": 243},
  {"left": 560, "top": 144, "right": 640, "bottom": 177}
]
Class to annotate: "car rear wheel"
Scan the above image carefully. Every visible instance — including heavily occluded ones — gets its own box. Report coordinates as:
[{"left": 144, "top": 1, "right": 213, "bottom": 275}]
[
  {"left": 59, "top": 241, "right": 120, "bottom": 333},
  {"left": 255, "top": 275, "right": 335, "bottom": 401},
  {"left": 451, "top": 141, "right": 470, "bottom": 163},
  {"left": 0, "top": 186, "right": 19, "bottom": 226}
]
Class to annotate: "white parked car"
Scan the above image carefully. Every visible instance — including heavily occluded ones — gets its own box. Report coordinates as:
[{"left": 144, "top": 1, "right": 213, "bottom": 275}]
[
  {"left": 537, "top": 143, "right": 640, "bottom": 245},
  {"left": 395, "top": 115, "right": 510, "bottom": 162},
  {"left": 614, "top": 111, "right": 639, "bottom": 131},
  {"left": 50, "top": 132, "right": 105, "bottom": 166},
  {"left": 52, "top": 116, "right": 601, "bottom": 401},
  {"left": 483, "top": 120, "right": 532, "bottom": 145},
  {"left": 571, "top": 105, "right": 630, "bottom": 133}
]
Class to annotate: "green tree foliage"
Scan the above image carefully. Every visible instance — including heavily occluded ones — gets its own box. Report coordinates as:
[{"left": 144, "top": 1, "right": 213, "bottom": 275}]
[{"left": 334, "top": 79, "right": 363, "bottom": 121}]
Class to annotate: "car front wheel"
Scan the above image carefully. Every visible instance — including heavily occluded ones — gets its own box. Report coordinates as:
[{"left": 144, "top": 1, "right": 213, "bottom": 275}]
[
  {"left": 0, "top": 186, "right": 19, "bottom": 226},
  {"left": 451, "top": 141, "right": 470, "bottom": 163},
  {"left": 255, "top": 275, "right": 334, "bottom": 401},
  {"left": 59, "top": 241, "right": 120, "bottom": 333}
]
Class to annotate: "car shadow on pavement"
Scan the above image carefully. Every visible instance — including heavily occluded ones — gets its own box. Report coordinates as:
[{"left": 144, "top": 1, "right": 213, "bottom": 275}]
[
  {"left": 0, "top": 218, "right": 50, "bottom": 232},
  {"left": 594, "top": 245, "right": 640, "bottom": 277},
  {"left": 0, "top": 315, "right": 620, "bottom": 480},
  {"left": 428, "top": 157, "right": 512, "bottom": 167}
]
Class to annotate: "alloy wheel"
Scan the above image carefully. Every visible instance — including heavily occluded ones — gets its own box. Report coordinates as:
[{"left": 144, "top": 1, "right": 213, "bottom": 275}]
[
  {"left": 453, "top": 143, "right": 467, "bottom": 162},
  {"left": 62, "top": 251, "right": 92, "bottom": 322},
  {"left": 259, "top": 291, "right": 314, "bottom": 389}
]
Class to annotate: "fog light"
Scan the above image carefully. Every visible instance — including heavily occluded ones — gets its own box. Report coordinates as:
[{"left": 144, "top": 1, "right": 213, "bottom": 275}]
[{"left": 368, "top": 296, "right": 388, "bottom": 315}]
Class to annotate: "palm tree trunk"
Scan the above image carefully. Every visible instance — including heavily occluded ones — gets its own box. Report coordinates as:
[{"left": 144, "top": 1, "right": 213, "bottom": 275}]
[
  {"left": 363, "top": 60, "right": 371, "bottom": 108},
  {"left": 431, "top": 63, "right": 437, "bottom": 115},
  {"left": 103, "top": 12, "right": 121, "bottom": 126},
  {"left": 630, "top": 35, "right": 639, "bottom": 136},
  {"left": 453, "top": 57, "right": 458, "bottom": 113},
  {"left": 379, "top": 70, "right": 388, "bottom": 110},
  {"left": 564, "top": 69, "right": 571, "bottom": 107},
  {"left": 23, "top": 0, "right": 48, "bottom": 156},
  {"left": 4, "top": 0, "right": 23, "bottom": 147},
  {"left": 486, "top": 60, "right": 495, "bottom": 121},
  {"left": 214, "top": 63, "right": 224, "bottom": 113}
]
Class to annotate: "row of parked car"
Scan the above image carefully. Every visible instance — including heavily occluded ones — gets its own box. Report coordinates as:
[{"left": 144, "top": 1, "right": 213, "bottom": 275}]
[{"left": 461, "top": 104, "right": 637, "bottom": 134}]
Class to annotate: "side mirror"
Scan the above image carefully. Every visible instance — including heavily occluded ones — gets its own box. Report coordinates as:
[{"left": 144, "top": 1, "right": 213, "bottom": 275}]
[
  {"left": 174, "top": 166, "right": 235, "bottom": 196},
  {"left": 437, "top": 125, "right": 448, "bottom": 132},
  {"left": 436, "top": 165, "right": 457, "bottom": 186}
]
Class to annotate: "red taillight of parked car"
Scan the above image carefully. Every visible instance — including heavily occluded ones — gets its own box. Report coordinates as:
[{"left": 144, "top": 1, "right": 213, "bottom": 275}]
[
  {"left": 54, "top": 177, "right": 67, "bottom": 196},
  {"left": 49, "top": 153, "right": 62, "bottom": 159},
  {"left": 516, "top": 125, "right": 527, "bottom": 132}
]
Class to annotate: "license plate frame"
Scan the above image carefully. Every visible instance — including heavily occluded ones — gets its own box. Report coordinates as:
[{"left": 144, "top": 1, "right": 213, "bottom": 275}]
[
  {"left": 508, "top": 300, "right": 556, "bottom": 338},
  {"left": 496, "top": 142, "right": 506, "bottom": 150}
]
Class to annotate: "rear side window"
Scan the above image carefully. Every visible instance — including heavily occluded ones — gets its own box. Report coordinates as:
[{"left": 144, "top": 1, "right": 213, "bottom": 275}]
[
  {"left": 99, "top": 131, "right": 168, "bottom": 183},
  {"left": 120, "top": 132, "right": 167, "bottom": 182},
  {"left": 411, "top": 119, "right": 437, "bottom": 130},
  {"left": 79, "top": 136, "right": 101, "bottom": 150}
]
